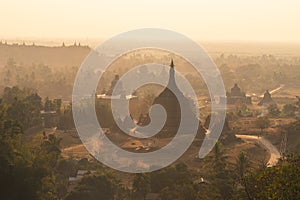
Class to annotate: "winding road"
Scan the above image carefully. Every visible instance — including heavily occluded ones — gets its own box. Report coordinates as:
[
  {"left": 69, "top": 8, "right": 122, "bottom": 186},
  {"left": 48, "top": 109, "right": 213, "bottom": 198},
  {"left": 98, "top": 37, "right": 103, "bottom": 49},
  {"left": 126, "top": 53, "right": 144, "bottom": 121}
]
[{"left": 235, "top": 134, "right": 281, "bottom": 167}]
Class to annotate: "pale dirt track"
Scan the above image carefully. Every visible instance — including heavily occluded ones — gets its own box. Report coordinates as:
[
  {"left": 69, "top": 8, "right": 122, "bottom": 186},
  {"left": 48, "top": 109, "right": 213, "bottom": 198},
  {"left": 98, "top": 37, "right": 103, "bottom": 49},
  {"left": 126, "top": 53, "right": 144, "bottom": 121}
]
[{"left": 236, "top": 134, "right": 281, "bottom": 167}]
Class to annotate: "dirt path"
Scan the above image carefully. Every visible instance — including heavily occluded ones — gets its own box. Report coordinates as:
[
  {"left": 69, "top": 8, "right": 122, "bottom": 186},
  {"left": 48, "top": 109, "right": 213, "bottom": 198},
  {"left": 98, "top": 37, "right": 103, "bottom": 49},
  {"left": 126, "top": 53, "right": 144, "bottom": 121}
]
[
  {"left": 259, "top": 84, "right": 284, "bottom": 97},
  {"left": 236, "top": 134, "right": 281, "bottom": 167}
]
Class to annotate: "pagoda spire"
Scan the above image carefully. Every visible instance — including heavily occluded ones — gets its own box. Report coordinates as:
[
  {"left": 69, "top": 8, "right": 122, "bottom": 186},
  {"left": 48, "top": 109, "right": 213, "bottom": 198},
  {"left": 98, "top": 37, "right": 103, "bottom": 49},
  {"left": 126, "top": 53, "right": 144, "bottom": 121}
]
[
  {"left": 170, "top": 59, "right": 174, "bottom": 68},
  {"left": 168, "top": 59, "right": 176, "bottom": 87}
]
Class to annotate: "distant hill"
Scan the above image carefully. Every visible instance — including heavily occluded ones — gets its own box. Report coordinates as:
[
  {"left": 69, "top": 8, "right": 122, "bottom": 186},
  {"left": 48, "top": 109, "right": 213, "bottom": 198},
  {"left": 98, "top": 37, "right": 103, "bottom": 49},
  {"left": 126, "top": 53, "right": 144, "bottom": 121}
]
[
  {"left": 0, "top": 42, "right": 91, "bottom": 68},
  {"left": 1, "top": 41, "right": 300, "bottom": 70}
]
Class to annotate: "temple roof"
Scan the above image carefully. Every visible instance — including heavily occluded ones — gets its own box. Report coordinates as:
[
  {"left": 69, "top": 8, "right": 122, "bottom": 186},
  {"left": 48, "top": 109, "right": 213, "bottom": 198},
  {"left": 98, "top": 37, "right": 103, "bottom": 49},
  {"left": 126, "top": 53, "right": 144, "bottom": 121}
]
[
  {"left": 258, "top": 90, "right": 276, "bottom": 106},
  {"left": 151, "top": 60, "right": 189, "bottom": 129},
  {"left": 230, "top": 83, "right": 243, "bottom": 97},
  {"left": 159, "top": 59, "right": 182, "bottom": 98}
]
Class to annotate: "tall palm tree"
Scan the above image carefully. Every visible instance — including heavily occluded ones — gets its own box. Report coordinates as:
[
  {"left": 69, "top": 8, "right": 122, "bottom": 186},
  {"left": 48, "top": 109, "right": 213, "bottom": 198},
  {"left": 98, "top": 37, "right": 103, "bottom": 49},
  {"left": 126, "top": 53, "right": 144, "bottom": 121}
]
[{"left": 236, "top": 152, "right": 252, "bottom": 200}]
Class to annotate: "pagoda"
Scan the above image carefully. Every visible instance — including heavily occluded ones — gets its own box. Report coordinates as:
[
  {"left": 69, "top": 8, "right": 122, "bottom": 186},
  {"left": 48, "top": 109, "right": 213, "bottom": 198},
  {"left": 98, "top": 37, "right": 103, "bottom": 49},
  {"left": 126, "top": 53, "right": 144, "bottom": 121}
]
[
  {"left": 148, "top": 60, "right": 204, "bottom": 137},
  {"left": 226, "top": 83, "right": 252, "bottom": 105},
  {"left": 258, "top": 90, "right": 276, "bottom": 106}
]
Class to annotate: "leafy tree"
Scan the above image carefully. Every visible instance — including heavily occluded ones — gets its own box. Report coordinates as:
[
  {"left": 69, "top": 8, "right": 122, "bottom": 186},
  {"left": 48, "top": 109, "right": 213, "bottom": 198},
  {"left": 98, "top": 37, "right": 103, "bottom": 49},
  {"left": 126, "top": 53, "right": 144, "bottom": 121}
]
[
  {"left": 77, "top": 157, "right": 90, "bottom": 169},
  {"left": 44, "top": 97, "right": 62, "bottom": 112},
  {"left": 283, "top": 119, "right": 300, "bottom": 153},
  {"left": 0, "top": 114, "right": 55, "bottom": 199},
  {"left": 39, "top": 134, "right": 62, "bottom": 168},
  {"left": 44, "top": 97, "right": 55, "bottom": 111},
  {"left": 283, "top": 103, "right": 296, "bottom": 117},
  {"left": 150, "top": 163, "right": 200, "bottom": 200},
  {"left": 0, "top": 94, "right": 70, "bottom": 199},
  {"left": 246, "top": 153, "right": 300, "bottom": 199},
  {"left": 268, "top": 104, "right": 280, "bottom": 117},
  {"left": 56, "top": 159, "right": 77, "bottom": 177},
  {"left": 2, "top": 86, "right": 24, "bottom": 103},
  {"left": 160, "top": 183, "right": 198, "bottom": 200},
  {"left": 58, "top": 103, "right": 75, "bottom": 131},
  {"left": 2, "top": 86, "right": 42, "bottom": 129},
  {"left": 209, "top": 142, "right": 234, "bottom": 200},
  {"left": 26, "top": 93, "right": 42, "bottom": 109},
  {"left": 96, "top": 100, "right": 114, "bottom": 128},
  {"left": 133, "top": 173, "right": 151, "bottom": 199},
  {"left": 53, "top": 98, "right": 62, "bottom": 113},
  {"left": 235, "top": 152, "right": 252, "bottom": 200},
  {"left": 255, "top": 116, "right": 270, "bottom": 137},
  {"left": 150, "top": 163, "right": 192, "bottom": 193},
  {"left": 65, "top": 174, "right": 120, "bottom": 200}
]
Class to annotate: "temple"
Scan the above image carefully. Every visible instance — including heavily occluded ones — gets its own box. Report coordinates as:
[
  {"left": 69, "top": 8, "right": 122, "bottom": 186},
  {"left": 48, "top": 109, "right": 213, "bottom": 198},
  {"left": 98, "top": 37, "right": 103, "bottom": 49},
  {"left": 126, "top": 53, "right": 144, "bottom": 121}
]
[
  {"left": 258, "top": 90, "right": 276, "bottom": 106},
  {"left": 226, "top": 83, "right": 252, "bottom": 105},
  {"left": 147, "top": 60, "right": 204, "bottom": 137},
  {"left": 97, "top": 60, "right": 205, "bottom": 137},
  {"left": 151, "top": 60, "right": 181, "bottom": 129}
]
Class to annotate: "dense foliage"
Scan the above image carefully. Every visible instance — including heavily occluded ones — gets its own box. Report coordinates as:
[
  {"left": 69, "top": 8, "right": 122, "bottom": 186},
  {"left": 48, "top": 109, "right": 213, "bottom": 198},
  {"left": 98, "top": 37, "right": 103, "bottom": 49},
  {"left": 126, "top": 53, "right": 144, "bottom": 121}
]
[{"left": 0, "top": 86, "right": 300, "bottom": 199}]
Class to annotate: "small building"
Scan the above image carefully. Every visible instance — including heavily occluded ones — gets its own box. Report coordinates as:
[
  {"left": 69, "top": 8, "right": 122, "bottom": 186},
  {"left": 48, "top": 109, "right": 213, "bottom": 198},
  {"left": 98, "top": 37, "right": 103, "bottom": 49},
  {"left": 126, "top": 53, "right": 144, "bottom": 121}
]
[
  {"left": 227, "top": 83, "right": 252, "bottom": 105},
  {"left": 68, "top": 170, "right": 97, "bottom": 182},
  {"left": 40, "top": 110, "right": 58, "bottom": 128}
]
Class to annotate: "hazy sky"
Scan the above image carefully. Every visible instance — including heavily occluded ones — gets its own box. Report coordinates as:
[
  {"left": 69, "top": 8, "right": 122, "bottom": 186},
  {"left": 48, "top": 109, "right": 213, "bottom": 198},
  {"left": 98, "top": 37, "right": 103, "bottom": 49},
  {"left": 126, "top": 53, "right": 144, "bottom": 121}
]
[{"left": 1, "top": 0, "right": 300, "bottom": 42}]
